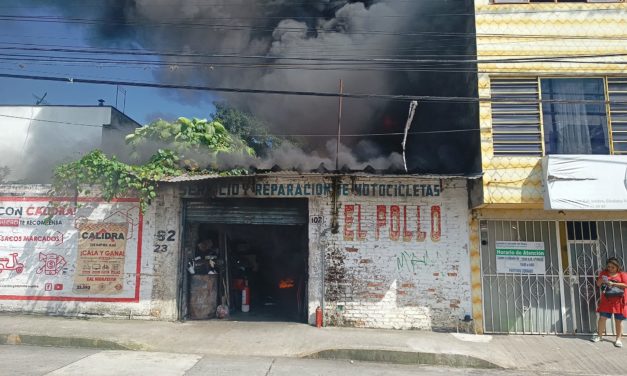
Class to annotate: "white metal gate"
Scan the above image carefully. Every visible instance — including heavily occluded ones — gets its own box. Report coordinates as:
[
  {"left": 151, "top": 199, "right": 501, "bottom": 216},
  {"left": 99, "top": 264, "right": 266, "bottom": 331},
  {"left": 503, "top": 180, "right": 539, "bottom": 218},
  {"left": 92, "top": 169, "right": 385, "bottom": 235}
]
[
  {"left": 564, "top": 221, "right": 627, "bottom": 336},
  {"left": 480, "top": 220, "right": 627, "bottom": 335},
  {"left": 480, "top": 220, "right": 564, "bottom": 334}
]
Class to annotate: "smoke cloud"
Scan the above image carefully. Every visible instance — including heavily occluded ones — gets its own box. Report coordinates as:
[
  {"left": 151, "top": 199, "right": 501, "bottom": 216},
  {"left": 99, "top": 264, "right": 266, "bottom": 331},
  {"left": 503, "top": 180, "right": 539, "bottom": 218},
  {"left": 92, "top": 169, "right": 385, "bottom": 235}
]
[
  {"left": 32, "top": 0, "right": 480, "bottom": 174},
  {"left": 213, "top": 139, "right": 404, "bottom": 172}
]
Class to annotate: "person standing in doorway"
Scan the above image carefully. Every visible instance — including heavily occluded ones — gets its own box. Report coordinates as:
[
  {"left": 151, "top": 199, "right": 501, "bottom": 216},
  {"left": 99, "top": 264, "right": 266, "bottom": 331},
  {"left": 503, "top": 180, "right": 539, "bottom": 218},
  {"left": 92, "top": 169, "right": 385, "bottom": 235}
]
[{"left": 591, "top": 257, "right": 627, "bottom": 347}]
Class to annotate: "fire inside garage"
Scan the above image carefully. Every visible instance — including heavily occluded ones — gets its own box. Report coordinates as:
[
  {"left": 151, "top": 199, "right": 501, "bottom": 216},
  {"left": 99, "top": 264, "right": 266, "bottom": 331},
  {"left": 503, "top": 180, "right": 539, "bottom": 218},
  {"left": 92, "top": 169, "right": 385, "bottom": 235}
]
[{"left": 182, "top": 198, "right": 309, "bottom": 323}]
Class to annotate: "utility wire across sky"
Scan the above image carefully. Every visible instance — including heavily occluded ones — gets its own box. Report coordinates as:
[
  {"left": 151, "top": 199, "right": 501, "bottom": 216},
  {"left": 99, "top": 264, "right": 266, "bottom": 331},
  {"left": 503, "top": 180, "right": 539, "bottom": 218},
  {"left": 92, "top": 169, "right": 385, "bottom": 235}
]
[{"left": 0, "top": 72, "right": 624, "bottom": 105}]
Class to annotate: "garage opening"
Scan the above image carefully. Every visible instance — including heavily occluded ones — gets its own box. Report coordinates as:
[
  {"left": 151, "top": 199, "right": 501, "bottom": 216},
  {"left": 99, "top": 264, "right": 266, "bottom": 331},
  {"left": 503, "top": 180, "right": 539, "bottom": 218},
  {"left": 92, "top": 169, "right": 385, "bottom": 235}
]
[{"left": 182, "top": 199, "right": 309, "bottom": 323}]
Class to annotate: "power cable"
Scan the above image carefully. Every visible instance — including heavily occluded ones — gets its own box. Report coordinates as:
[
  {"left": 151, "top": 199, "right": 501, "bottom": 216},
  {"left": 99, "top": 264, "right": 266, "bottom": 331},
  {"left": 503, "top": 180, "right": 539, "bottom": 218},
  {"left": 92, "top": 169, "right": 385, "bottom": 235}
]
[
  {"left": 0, "top": 72, "right": 624, "bottom": 106},
  {"left": 1, "top": 14, "right": 627, "bottom": 40},
  {"left": 0, "top": 113, "right": 481, "bottom": 137},
  {"left": 1, "top": 45, "right": 625, "bottom": 65}
]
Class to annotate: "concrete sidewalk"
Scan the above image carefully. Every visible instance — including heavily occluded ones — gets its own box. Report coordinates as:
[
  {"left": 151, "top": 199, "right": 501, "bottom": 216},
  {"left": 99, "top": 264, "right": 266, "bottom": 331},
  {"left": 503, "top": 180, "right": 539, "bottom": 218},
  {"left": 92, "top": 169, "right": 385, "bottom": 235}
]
[{"left": 1, "top": 314, "right": 625, "bottom": 375}]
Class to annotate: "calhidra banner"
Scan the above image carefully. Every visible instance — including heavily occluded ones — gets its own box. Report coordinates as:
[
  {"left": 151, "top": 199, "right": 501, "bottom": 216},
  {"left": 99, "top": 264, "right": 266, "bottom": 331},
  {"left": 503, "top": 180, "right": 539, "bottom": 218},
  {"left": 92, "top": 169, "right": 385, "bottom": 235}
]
[
  {"left": 73, "top": 223, "right": 128, "bottom": 295},
  {"left": 0, "top": 197, "right": 141, "bottom": 302}
]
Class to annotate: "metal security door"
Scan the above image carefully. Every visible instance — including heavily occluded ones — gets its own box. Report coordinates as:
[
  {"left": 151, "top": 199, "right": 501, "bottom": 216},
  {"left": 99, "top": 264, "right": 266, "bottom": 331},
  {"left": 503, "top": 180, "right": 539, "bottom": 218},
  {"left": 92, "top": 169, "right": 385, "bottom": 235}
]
[
  {"left": 564, "top": 221, "right": 627, "bottom": 335},
  {"left": 480, "top": 220, "right": 565, "bottom": 334},
  {"left": 564, "top": 239, "right": 601, "bottom": 334}
]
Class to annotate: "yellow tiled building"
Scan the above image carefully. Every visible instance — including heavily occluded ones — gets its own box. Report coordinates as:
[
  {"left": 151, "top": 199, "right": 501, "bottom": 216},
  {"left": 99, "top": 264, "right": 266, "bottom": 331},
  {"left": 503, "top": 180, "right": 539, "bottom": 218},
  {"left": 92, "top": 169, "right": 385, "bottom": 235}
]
[{"left": 470, "top": 1, "right": 627, "bottom": 335}]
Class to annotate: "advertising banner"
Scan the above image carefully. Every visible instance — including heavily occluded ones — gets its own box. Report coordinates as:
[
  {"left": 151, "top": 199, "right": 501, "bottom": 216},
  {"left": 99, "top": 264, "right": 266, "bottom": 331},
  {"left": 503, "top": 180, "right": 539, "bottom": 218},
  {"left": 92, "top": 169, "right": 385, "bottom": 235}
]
[
  {"left": 543, "top": 155, "right": 627, "bottom": 210},
  {"left": 73, "top": 223, "right": 128, "bottom": 295},
  {"left": 496, "top": 241, "right": 546, "bottom": 274},
  {"left": 0, "top": 197, "right": 142, "bottom": 302}
]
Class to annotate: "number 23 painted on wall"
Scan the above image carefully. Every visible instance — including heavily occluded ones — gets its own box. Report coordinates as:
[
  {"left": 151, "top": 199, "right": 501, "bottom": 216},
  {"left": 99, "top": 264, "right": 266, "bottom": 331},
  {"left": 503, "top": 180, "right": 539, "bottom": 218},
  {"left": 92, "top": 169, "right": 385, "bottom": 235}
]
[{"left": 154, "top": 230, "right": 176, "bottom": 253}]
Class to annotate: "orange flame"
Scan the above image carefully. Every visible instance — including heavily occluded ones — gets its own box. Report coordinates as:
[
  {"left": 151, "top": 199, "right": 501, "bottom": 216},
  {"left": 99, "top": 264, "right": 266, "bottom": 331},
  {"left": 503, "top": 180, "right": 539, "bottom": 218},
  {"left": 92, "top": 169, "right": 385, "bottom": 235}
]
[{"left": 279, "top": 278, "right": 295, "bottom": 289}]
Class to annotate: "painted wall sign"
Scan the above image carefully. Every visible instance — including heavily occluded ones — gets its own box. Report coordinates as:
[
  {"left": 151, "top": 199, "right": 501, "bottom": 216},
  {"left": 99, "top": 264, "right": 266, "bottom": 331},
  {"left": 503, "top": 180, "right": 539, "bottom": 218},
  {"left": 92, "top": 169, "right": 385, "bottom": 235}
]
[
  {"left": 73, "top": 223, "right": 128, "bottom": 295},
  {"left": 216, "top": 182, "right": 442, "bottom": 198},
  {"left": 496, "top": 241, "right": 545, "bottom": 275},
  {"left": 0, "top": 197, "right": 142, "bottom": 302},
  {"left": 177, "top": 180, "right": 443, "bottom": 199},
  {"left": 343, "top": 204, "right": 442, "bottom": 242}
]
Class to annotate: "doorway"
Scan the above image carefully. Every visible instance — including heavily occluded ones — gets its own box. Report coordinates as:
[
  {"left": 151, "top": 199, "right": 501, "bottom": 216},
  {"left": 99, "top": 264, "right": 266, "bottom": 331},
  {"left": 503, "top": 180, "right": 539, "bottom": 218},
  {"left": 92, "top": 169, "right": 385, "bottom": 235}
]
[
  {"left": 182, "top": 199, "right": 309, "bottom": 323},
  {"left": 480, "top": 219, "right": 627, "bottom": 335}
]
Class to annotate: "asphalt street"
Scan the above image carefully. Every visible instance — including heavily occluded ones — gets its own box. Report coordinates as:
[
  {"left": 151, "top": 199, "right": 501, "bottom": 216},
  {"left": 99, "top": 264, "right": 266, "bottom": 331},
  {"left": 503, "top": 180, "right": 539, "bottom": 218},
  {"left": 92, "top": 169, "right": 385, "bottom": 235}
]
[{"left": 0, "top": 345, "right": 592, "bottom": 376}]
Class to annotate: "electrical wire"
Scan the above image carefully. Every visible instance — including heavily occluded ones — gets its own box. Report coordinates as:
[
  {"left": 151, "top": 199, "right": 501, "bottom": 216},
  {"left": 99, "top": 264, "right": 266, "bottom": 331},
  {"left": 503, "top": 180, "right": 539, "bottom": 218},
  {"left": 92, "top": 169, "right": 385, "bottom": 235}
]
[
  {"left": 1, "top": 45, "right": 625, "bottom": 65},
  {"left": 0, "top": 113, "right": 481, "bottom": 137},
  {"left": 0, "top": 72, "right": 624, "bottom": 105},
  {"left": 0, "top": 3, "right": 623, "bottom": 16},
  {"left": 2, "top": 14, "right": 627, "bottom": 40}
]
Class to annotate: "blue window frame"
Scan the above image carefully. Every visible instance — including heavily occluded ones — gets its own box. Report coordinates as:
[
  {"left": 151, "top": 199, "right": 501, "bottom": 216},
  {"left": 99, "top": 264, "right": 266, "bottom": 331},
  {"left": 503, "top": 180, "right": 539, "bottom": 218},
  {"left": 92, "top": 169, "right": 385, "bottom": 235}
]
[{"left": 541, "top": 78, "right": 609, "bottom": 155}]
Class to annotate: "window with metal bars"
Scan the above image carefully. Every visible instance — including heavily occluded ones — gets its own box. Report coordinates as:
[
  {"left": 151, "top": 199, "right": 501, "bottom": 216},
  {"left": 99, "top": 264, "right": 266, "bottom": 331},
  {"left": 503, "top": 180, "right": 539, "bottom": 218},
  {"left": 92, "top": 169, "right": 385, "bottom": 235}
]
[
  {"left": 609, "top": 78, "right": 627, "bottom": 154},
  {"left": 490, "top": 78, "right": 543, "bottom": 156},
  {"left": 490, "top": 76, "right": 625, "bottom": 156}
]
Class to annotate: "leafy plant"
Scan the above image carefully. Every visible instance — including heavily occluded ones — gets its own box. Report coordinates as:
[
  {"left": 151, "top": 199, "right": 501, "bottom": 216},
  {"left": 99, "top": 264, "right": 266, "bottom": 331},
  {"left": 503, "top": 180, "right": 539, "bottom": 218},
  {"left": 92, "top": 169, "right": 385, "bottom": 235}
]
[
  {"left": 212, "top": 103, "right": 286, "bottom": 156},
  {"left": 125, "top": 117, "right": 254, "bottom": 168},
  {"left": 53, "top": 149, "right": 181, "bottom": 211},
  {"left": 54, "top": 115, "right": 266, "bottom": 210}
]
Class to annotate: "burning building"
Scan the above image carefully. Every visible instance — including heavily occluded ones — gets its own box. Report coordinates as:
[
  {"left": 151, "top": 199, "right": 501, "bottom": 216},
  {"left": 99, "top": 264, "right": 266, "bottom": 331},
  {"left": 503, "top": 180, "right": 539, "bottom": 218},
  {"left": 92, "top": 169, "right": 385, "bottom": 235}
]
[
  {"left": 165, "top": 172, "right": 477, "bottom": 329},
  {"left": 0, "top": 1, "right": 482, "bottom": 330}
]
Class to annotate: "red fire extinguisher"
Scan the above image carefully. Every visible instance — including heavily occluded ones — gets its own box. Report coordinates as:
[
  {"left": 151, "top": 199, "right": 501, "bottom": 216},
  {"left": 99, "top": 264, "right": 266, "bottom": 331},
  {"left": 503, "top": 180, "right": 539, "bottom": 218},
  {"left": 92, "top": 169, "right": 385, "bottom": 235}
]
[
  {"left": 315, "top": 306, "right": 323, "bottom": 328},
  {"left": 242, "top": 282, "right": 250, "bottom": 313}
]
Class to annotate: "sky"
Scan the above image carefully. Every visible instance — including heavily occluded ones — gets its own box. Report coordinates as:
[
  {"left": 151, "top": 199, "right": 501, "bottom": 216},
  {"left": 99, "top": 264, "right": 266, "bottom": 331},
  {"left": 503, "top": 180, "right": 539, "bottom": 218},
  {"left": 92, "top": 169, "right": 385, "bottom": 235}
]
[{"left": 0, "top": 3, "right": 213, "bottom": 124}]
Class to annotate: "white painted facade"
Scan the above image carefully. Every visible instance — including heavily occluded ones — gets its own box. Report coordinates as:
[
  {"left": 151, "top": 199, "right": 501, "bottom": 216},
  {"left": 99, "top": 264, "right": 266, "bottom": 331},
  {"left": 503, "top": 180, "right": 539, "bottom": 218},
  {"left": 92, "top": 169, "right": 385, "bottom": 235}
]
[
  {"left": 0, "top": 106, "right": 139, "bottom": 183},
  {"left": 0, "top": 175, "right": 471, "bottom": 330},
  {"left": 185, "top": 175, "right": 473, "bottom": 330},
  {"left": 0, "top": 184, "right": 181, "bottom": 320}
]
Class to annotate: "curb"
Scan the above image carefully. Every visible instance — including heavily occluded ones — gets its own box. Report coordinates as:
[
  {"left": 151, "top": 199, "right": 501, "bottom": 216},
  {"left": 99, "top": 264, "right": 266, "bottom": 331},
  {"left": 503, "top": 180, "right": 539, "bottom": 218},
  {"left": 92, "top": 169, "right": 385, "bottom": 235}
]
[
  {"left": 2, "top": 332, "right": 501, "bottom": 369},
  {"left": 304, "top": 349, "right": 502, "bottom": 369},
  {"left": 0, "top": 333, "right": 145, "bottom": 351}
]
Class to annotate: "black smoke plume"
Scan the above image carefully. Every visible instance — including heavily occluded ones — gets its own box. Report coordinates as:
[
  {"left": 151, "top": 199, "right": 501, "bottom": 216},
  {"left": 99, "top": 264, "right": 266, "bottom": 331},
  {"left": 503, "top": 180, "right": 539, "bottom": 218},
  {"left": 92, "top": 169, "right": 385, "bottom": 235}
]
[{"left": 32, "top": 0, "right": 480, "bottom": 174}]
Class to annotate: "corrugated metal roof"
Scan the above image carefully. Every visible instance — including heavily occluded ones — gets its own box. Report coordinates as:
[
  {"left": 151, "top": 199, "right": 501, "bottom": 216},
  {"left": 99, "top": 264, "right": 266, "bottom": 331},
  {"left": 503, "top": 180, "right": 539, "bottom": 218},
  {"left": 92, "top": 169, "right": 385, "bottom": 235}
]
[
  {"left": 160, "top": 174, "right": 221, "bottom": 182},
  {"left": 159, "top": 171, "right": 482, "bottom": 183}
]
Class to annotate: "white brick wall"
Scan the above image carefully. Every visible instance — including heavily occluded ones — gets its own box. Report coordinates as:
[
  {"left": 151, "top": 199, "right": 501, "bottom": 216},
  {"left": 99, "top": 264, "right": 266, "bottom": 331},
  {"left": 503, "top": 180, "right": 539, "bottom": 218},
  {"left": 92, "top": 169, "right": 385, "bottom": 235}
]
[
  {"left": 0, "top": 177, "right": 472, "bottom": 330},
  {"left": 205, "top": 175, "right": 472, "bottom": 330},
  {"left": 304, "top": 177, "right": 471, "bottom": 330}
]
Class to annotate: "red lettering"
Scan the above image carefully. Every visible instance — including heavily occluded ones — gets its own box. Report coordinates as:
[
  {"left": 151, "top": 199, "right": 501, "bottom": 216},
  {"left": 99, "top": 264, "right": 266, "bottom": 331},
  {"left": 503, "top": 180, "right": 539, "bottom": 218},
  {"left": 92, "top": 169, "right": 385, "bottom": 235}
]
[
  {"left": 344, "top": 205, "right": 355, "bottom": 241},
  {"left": 416, "top": 206, "right": 426, "bottom": 242},
  {"left": 25, "top": 206, "right": 75, "bottom": 216},
  {"left": 403, "top": 206, "right": 413, "bottom": 242},
  {"left": 375, "top": 205, "right": 387, "bottom": 240},
  {"left": 356, "top": 205, "right": 367, "bottom": 241},
  {"left": 431, "top": 205, "right": 441, "bottom": 242},
  {"left": 390, "top": 205, "right": 400, "bottom": 241}
]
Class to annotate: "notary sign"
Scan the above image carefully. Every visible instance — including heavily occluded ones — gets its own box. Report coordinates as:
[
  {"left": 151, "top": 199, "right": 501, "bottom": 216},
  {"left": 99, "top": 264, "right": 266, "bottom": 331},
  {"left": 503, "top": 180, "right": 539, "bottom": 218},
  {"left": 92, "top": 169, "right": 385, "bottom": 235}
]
[{"left": 496, "top": 241, "right": 546, "bottom": 275}]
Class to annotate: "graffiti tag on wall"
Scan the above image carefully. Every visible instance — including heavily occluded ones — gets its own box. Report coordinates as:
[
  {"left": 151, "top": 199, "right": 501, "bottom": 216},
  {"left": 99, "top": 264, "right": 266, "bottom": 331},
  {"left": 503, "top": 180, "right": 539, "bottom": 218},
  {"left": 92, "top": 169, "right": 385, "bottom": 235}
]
[{"left": 396, "top": 250, "right": 431, "bottom": 274}]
